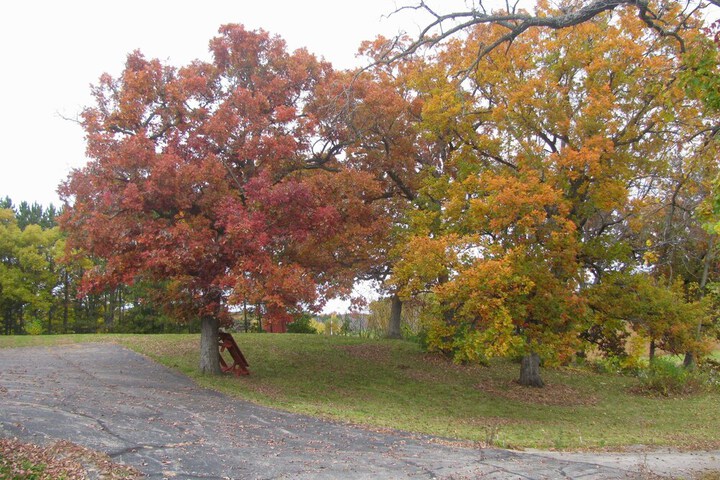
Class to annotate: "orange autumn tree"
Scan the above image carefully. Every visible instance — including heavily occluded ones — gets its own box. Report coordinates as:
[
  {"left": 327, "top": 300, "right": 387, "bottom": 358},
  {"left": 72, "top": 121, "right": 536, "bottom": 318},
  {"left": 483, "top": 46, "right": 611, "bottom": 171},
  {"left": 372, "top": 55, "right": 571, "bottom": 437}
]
[{"left": 391, "top": 4, "right": 716, "bottom": 385}]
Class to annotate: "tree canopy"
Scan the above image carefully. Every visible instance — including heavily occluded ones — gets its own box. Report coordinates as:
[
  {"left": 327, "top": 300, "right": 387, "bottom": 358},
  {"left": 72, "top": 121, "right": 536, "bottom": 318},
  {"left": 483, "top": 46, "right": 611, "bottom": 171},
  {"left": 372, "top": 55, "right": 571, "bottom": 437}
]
[
  {"left": 60, "top": 25, "right": 386, "bottom": 373},
  {"left": 52, "top": 2, "right": 720, "bottom": 382}
]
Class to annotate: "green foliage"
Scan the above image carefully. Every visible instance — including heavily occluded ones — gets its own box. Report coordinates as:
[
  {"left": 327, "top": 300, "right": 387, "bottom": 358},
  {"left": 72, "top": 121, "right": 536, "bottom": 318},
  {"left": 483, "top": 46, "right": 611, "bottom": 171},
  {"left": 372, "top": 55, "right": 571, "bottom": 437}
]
[
  {"left": 15, "top": 201, "right": 58, "bottom": 230},
  {"left": 24, "top": 318, "right": 44, "bottom": 336},
  {"left": 586, "top": 273, "right": 709, "bottom": 359},
  {"left": 702, "top": 282, "right": 720, "bottom": 339},
  {"left": 0, "top": 197, "right": 207, "bottom": 336},
  {"left": 286, "top": 314, "right": 318, "bottom": 334},
  {"left": 591, "top": 350, "right": 647, "bottom": 375},
  {"left": 0, "top": 208, "right": 64, "bottom": 335},
  {"left": 636, "top": 357, "right": 711, "bottom": 396},
  {"left": 681, "top": 34, "right": 720, "bottom": 112}
]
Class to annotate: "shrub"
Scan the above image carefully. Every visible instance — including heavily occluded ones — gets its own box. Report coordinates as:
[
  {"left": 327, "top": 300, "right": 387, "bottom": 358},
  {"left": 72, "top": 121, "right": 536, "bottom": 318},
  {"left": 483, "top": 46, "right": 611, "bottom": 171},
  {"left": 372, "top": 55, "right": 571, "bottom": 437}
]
[
  {"left": 636, "top": 357, "right": 704, "bottom": 396},
  {"left": 24, "top": 318, "right": 44, "bottom": 335},
  {"left": 591, "top": 353, "right": 646, "bottom": 375},
  {"left": 699, "top": 358, "right": 720, "bottom": 390},
  {"left": 286, "top": 314, "right": 318, "bottom": 334}
]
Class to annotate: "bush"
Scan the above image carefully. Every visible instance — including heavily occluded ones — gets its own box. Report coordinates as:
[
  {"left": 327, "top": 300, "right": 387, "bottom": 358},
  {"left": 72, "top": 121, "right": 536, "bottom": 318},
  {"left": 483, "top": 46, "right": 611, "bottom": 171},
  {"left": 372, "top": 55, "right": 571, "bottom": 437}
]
[
  {"left": 636, "top": 357, "right": 705, "bottom": 396},
  {"left": 286, "top": 314, "right": 318, "bottom": 334},
  {"left": 590, "top": 353, "right": 645, "bottom": 375},
  {"left": 699, "top": 358, "right": 720, "bottom": 390},
  {"left": 24, "top": 318, "right": 44, "bottom": 335}
]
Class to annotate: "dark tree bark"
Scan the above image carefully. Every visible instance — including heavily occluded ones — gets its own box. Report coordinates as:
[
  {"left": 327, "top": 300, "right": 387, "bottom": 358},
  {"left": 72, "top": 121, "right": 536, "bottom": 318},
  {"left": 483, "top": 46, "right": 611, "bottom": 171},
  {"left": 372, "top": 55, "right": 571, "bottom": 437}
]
[
  {"left": 199, "top": 315, "right": 221, "bottom": 375},
  {"left": 118, "top": 286, "right": 124, "bottom": 327},
  {"left": 104, "top": 289, "right": 117, "bottom": 331},
  {"left": 243, "top": 300, "right": 249, "bottom": 333},
  {"left": 649, "top": 338, "right": 657, "bottom": 362},
  {"left": 683, "top": 352, "right": 696, "bottom": 369},
  {"left": 62, "top": 270, "right": 70, "bottom": 334},
  {"left": 3, "top": 307, "right": 10, "bottom": 335},
  {"left": 519, "top": 352, "right": 544, "bottom": 388},
  {"left": 387, "top": 294, "right": 403, "bottom": 339}
]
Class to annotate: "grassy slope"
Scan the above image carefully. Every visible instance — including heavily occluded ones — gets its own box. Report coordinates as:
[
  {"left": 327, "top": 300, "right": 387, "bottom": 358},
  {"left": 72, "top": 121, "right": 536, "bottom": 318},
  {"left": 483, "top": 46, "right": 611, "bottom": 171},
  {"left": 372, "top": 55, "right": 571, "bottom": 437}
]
[{"left": 1, "top": 333, "right": 718, "bottom": 450}]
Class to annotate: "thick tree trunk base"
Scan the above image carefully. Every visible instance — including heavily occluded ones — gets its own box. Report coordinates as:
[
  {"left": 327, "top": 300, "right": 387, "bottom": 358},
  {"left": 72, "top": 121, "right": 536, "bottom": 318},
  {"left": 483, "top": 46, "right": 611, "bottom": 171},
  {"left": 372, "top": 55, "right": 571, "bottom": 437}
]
[
  {"left": 387, "top": 295, "right": 402, "bottom": 339},
  {"left": 519, "top": 352, "right": 544, "bottom": 388},
  {"left": 199, "top": 316, "right": 222, "bottom": 375}
]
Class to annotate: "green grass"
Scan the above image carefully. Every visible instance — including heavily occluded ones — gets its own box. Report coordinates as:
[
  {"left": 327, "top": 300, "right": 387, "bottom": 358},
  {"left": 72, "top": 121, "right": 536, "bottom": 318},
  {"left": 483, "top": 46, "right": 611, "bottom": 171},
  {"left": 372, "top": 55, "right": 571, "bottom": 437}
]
[{"left": 1, "top": 333, "right": 719, "bottom": 450}]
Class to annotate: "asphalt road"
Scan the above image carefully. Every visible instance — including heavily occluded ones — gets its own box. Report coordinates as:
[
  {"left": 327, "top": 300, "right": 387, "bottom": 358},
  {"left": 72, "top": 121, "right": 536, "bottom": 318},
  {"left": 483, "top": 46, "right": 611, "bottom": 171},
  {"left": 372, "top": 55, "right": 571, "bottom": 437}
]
[{"left": 0, "top": 343, "right": 717, "bottom": 479}]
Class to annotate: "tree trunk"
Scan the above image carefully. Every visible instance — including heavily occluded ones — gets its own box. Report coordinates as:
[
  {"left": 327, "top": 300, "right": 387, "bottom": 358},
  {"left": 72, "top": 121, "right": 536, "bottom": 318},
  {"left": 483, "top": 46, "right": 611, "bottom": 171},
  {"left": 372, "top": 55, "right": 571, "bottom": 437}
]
[
  {"left": 387, "top": 294, "right": 402, "bottom": 339},
  {"left": 683, "top": 352, "right": 696, "bottom": 370},
  {"left": 518, "top": 352, "right": 544, "bottom": 387},
  {"left": 199, "top": 315, "right": 221, "bottom": 375},
  {"left": 104, "top": 289, "right": 116, "bottom": 332},
  {"left": 649, "top": 338, "right": 656, "bottom": 362},
  {"left": 118, "top": 287, "right": 124, "bottom": 328},
  {"left": 684, "top": 235, "right": 714, "bottom": 370},
  {"left": 243, "top": 300, "right": 249, "bottom": 333},
  {"left": 62, "top": 271, "right": 69, "bottom": 334},
  {"left": 3, "top": 307, "right": 10, "bottom": 335},
  {"left": 256, "top": 303, "right": 263, "bottom": 332},
  {"left": 15, "top": 307, "right": 22, "bottom": 335}
]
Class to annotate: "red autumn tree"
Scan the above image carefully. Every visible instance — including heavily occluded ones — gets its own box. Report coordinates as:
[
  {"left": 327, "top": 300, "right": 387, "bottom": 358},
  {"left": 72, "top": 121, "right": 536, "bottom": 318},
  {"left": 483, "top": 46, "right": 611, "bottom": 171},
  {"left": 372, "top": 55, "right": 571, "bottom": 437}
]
[{"left": 60, "top": 25, "right": 384, "bottom": 373}]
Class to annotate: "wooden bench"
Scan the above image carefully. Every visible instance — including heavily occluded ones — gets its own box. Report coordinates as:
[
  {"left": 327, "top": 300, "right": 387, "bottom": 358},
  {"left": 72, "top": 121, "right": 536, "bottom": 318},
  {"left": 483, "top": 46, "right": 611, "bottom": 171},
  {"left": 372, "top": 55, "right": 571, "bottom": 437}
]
[{"left": 218, "top": 331, "right": 250, "bottom": 376}]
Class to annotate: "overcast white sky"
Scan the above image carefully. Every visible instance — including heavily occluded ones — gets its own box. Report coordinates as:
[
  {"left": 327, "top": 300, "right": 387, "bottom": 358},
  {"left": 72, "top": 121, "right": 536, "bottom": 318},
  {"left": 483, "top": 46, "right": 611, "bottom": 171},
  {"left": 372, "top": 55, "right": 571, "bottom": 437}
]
[{"left": 0, "top": 0, "right": 446, "bottom": 208}]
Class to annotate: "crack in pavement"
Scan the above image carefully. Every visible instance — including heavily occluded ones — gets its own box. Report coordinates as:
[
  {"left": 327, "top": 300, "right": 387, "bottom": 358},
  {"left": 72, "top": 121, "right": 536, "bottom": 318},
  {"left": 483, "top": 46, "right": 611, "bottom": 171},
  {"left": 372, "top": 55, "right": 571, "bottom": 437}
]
[{"left": 107, "top": 440, "right": 204, "bottom": 458}]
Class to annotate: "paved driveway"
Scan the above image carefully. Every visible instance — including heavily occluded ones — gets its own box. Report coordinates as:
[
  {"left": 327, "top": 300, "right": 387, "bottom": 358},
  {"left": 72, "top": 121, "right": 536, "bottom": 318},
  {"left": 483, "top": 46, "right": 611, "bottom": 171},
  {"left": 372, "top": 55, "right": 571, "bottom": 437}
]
[{"left": 0, "top": 343, "right": 716, "bottom": 479}]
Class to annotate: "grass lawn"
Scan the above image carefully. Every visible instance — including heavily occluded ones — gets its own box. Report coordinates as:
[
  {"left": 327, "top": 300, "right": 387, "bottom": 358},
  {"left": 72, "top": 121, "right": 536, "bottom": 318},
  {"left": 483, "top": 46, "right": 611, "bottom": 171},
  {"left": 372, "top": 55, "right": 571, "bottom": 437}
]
[{"left": 1, "top": 333, "right": 719, "bottom": 451}]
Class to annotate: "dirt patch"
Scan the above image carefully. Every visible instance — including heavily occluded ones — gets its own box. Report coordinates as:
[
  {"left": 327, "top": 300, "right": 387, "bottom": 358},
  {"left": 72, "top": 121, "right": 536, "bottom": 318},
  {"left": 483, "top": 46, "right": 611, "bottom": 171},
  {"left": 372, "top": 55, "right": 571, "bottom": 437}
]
[
  {"left": 337, "top": 343, "right": 392, "bottom": 362},
  {"left": 476, "top": 379, "right": 598, "bottom": 406},
  {"left": 0, "top": 438, "right": 141, "bottom": 479}
]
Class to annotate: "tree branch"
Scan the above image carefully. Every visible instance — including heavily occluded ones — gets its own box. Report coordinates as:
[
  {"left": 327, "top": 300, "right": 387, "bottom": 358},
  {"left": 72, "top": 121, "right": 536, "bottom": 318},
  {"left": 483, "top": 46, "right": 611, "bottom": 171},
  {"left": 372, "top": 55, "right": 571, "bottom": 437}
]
[{"left": 379, "top": 0, "right": 713, "bottom": 71}]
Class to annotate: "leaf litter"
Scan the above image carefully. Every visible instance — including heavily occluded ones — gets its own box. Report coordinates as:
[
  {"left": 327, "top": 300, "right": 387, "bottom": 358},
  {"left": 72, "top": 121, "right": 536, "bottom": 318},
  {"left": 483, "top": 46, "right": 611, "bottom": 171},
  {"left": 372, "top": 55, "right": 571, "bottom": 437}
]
[{"left": 0, "top": 438, "right": 142, "bottom": 479}]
